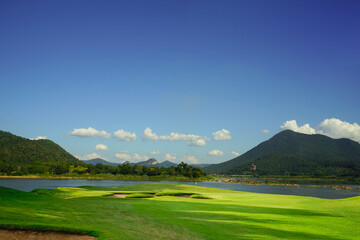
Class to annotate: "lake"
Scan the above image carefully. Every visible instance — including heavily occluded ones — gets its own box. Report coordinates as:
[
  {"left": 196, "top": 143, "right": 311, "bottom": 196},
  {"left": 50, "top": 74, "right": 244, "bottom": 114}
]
[{"left": 0, "top": 178, "right": 359, "bottom": 199}]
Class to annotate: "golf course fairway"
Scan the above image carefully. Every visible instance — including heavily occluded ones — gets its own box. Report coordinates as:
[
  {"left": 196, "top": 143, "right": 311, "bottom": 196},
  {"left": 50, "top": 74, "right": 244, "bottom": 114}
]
[{"left": 0, "top": 183, "right": 359, "bottom": 240}]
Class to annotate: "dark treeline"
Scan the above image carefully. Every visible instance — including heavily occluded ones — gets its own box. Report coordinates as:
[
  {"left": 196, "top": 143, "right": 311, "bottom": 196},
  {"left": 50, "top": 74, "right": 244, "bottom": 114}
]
[{"left": 0, "top": 161, "right": 207, "bottom": 178}]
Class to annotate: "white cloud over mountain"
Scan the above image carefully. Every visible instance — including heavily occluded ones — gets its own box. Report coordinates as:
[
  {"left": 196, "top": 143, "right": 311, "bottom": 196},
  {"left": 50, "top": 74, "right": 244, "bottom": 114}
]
[
  {"left": 181, "top": 155, "right": 199, "bottom": 164},
  {"left": 164, "top": 153, "right": 176, "bottom": 161},
  {"left": 95, "top": 144, "right": 108, "bottom": 150},
  {"left": 280, "top": 120, "right": 316, "bottom": 134},
  {"left": 212, "top": 129, "right": 231, "bottom": 141},
  {"left": 142, "top": 127, "right": 208, "bottom": 146},
  {"left": 76, "top": 153, "right": 107, "bottom": 160},
  {"left": 280, "top": 118, "right": 360, "bottom": 142},
  {"left": 150, "top": 150, "right": 160, "bottom": 155},
  {"left": 70, "top": 127, "right": 110, "bottom": 138},
  {"left": 232, "top": 151, "right": 240, "bottom": 156},
  {"left": 31, "top": 136, "right": 47, "bottom": 140},
  {"left": 261, "top": 129, "right": 270, "bottom": 134},
  {"left": 115, "top": 152, "right": 149, "bottom": 162},
  {"left": 208, "top": 149, "right": 224, "bottom": 156},
  {"left": 113, "top": 129, "right": 137, "bottom": 142}
]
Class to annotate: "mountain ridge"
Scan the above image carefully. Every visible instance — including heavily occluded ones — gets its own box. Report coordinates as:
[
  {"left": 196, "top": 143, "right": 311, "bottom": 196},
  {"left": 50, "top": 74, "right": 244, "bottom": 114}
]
[{"left": 204, "top": 130, "right": 360, "bottom": 176}]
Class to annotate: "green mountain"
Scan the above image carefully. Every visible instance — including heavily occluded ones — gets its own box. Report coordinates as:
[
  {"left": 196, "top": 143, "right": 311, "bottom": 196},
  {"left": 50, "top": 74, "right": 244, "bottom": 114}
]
[
  {"left": 0, "top": 130, "right": 82, "bottom": 167},
  {"left": 204, "top": 130, "right": 360, "bottom": 176}
]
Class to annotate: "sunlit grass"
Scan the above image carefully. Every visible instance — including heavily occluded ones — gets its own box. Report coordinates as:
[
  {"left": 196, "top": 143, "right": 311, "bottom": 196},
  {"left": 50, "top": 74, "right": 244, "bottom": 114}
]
[{"left": 1, "top": 183, "right": 359, "bottom": 239}]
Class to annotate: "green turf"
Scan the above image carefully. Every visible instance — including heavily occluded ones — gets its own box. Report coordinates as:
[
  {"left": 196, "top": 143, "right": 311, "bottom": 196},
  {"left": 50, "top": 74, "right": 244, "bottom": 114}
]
[{"left": 0, "top": 183, "right": 359, "bottom": 239}]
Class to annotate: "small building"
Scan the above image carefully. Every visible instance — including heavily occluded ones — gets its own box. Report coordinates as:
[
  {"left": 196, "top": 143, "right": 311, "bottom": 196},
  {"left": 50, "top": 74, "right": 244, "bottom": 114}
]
[{"left": 250, "top": 163, "right": 256, "bottom": 171}]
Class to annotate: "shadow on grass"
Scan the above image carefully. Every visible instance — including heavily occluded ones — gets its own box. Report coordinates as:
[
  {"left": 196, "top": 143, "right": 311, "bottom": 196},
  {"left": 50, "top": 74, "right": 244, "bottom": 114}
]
[{"left": 140, "top": 199, "right": 344, "bottom": 240}]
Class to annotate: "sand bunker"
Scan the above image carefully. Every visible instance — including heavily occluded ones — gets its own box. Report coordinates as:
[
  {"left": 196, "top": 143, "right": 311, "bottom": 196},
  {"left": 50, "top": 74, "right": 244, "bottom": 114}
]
[
  {"left": 0, "top": 229, "right": 96, "bottom": 240},
  {"left": 109, "top": 193, "right": 129, "bottom": 198}
]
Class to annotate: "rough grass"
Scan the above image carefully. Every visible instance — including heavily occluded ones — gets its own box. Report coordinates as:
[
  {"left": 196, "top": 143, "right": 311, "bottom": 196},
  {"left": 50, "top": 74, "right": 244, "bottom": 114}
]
[{"left": 1, "top": 183, "right": 360, "bottom": 240}]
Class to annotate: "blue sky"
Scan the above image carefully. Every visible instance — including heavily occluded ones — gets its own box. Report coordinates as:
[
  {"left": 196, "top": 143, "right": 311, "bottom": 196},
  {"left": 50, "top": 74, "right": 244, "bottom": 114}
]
[{"left": 1, "top": 0, "right": 359, "bottom": 164}]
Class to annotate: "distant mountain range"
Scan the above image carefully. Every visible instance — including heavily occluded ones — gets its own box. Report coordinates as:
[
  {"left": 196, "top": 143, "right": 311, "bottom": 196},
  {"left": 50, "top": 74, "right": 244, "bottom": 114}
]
[
  {"left": 204, "top": 130, "right": 360, "bottom": 176},
  {"left": 0, "top": 130, "right": 82, "bottom": 166},
  {"left": 81, "top": 158, "right": 211, "bottom": 169},
  {"left": 82, "top": 158, "right": 119, "bottom": 167}
]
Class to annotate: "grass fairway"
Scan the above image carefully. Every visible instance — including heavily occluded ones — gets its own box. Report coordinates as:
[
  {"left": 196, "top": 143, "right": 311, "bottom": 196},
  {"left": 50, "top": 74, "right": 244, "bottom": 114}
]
[{"left": 0, "top": 183, "right": 359, "bottom": 240}]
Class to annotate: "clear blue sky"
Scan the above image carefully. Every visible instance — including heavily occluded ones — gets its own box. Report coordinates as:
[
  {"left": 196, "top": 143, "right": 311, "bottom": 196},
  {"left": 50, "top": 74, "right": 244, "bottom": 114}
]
[{"left": 1, "top": 0, "right": 359, "bottom": 164}]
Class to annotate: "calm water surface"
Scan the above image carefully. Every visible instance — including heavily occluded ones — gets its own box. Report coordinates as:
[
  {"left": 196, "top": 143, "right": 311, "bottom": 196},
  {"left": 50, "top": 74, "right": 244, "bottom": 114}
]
[{"left": 0, "top": 178, "right": 359, "bottom": 199}]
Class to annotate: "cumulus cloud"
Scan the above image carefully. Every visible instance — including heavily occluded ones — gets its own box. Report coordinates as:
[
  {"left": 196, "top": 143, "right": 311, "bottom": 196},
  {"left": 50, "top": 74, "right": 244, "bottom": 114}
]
[
  {"left": 181, "top": 155, "right": 199, "bottom": 164},
  {"left": 115, "top": 152, "right": 132, "bottom": 161},
  {"left": 208, "top": 149, "right": 224, "bottom": 156},
  {"left": 232, "top": 151, "right": 240, "bottom": 156},
  {"left": 133, "top": 153, "right": 149, "bottom": 161},
  {"left": 317, "top": 118, "right": 360, "bottom": 142},
  {"left": 212, "top": 129, "right": 231, "bottom": 141},
  {"left": 150, "top": 150, "right": 160, "bottom": 155},
  {"left": 280, "top": 120, "right": 316, "bottom": 134},
  {"left": 95, "top": 144, "right": 108, "bottom": 150},
  {"left": 76, "top": 153, "right": 107, "bottom": 160},
  {"left": 262, "top": 129, "right": 270, "bottom": 134},
  {"left": 142, "top": 128, "right": 207, "bottom": 146},
  {"left": 70, "top": 127, "right": 110, "bottom": 138},
  {"left": 164, "top": 153, "right": 176, "bottom": 161},
  {"left": 142, "top": 127, "right": 159, "bottom": 141},
  {"left": 280, "top": 118, "right": 360, "bottom": 142},
  {"left": 115, "top": 152, "right": 149, "bottom": 162},
  {"left": 31, "top": 136, "right": 47, "bottom": 140},
  {"left": 113, "top": 129, "right": 137, "bottom": 142}
]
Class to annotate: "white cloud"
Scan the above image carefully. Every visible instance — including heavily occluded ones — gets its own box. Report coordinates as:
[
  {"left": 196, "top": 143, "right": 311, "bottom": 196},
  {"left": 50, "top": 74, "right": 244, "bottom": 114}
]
[
  {"left": 181, "top": 155, "right": 199, "bottom": 164},
  {"left": 280, "top": 120, "right": 316, "bottom": 134},
  {"left": 150, "top": 150, "right": 160, "bottom": 155},
  {"left": 280, "top": 118, "right": 360, "bottom": 143},
  {"left": 164, "top": 153, "right": 176, "bottom": 161},
  {"left": 76, "top": 153, "right": 107, "bottom": 160},
  {"left": 142, "top": 127, "right": 207, "bottom": 146},
  {"left": 317, "top": 118, "right": 360, "bottom": 142},
  {"left": 232, "top": 151, "right": 240, "bottom": 156},
  {"left": 70, "top": 127, "right": 110, "bottom": 138},
  {"left": 133, "top": 153, "right": 149, "bottom": 161},
  {"left": 113, "top": 129, "right": 137, "bottom": 142},
  {"left": 212, "top": 129, "right": 231, "bottom": 141},
  {"left": 115, "top": 152, "right": 149, "bottom": 162},
  {"left": 208, "top": 149, "right": 224, "bottom": 156},
  {"left": 31, "top": 136, "right": 47, "bottom": 140},
  {"left": 95, "top": 144, "right": 108, "bottom": 150},
  {"left": 262, "top": 129, "right": 270, "bottom": 134},
  {"left": 142, "top": 127, "right": 159, "bottom": 141},
  {"left": 115, "top": 153, "right": 131, "bottom": 161}
]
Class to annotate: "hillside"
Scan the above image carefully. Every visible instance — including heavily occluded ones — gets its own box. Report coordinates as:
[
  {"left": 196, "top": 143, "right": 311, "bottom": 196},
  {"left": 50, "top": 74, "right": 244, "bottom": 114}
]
[
  {"left": 0, "top": 130, "right": 83, "bottom": 168},
  {"left": 205, "top": 130, "right": 360, "bottom": 176},
  {"left": 82, "top": 158, "right": 119, "bottom": 167}
]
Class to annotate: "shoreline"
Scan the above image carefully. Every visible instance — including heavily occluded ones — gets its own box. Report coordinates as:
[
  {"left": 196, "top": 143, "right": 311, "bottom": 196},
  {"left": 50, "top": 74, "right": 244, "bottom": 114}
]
[{"left": 0, "top": 175, "right": 210, "bottom": 182}]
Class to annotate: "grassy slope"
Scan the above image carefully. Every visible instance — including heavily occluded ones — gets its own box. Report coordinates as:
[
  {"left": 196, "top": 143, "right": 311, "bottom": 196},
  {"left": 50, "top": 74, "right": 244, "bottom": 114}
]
[{"left": 0, "top": 183, "right": 359, "bottom": 240}]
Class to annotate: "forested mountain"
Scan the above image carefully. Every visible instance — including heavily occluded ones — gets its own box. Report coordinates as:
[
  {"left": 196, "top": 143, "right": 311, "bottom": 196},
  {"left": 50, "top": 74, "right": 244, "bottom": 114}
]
[
  {"left": 204, "top": 130, "right": 360, "bottom": 176},
  {"left": 0, "top": 130, "right": 82, "bottom": 166}
]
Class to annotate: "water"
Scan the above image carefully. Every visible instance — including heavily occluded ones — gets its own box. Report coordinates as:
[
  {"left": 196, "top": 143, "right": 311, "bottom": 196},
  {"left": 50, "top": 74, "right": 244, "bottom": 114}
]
[{"left": 0, "top": 178, "right": 359, "bottom": 199}]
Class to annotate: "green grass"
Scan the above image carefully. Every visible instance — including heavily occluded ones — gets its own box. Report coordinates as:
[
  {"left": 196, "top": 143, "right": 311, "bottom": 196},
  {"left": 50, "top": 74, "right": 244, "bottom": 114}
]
[{"left": 1, "top": 183, "right": 360, "bottom": 239}]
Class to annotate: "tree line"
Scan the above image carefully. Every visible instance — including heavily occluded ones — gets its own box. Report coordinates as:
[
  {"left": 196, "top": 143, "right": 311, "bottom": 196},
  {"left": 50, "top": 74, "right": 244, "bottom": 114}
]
[{"left": 0, "top": 161, "right": 207, "bottom": 178}]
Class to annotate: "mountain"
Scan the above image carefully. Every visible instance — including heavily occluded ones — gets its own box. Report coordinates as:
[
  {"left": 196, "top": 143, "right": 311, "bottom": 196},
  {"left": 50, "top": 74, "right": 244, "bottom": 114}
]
[
  {"left": 157, "top": 160, "right": 177, "bottom": 168},
  {"left": 0, "top": 130, "right": 82, "bottom": 166},
  {"left": 204, "top": 130, "right": 360, "bottom": 176},
  {"left": 191, "top": 164, "right": 213, "bottom": 169},
  {"left": 129, "top": 158, "right": 159, "bottom": 167},
  {"left": 82, "top": 158, "right": 119, "bottom": 167}
]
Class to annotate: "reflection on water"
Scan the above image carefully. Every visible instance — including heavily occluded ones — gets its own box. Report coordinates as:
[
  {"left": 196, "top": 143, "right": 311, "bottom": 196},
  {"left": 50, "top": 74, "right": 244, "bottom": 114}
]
[{"left": 0, "top": 178, "right": 359, "bottom": 199}]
